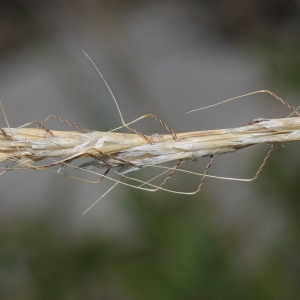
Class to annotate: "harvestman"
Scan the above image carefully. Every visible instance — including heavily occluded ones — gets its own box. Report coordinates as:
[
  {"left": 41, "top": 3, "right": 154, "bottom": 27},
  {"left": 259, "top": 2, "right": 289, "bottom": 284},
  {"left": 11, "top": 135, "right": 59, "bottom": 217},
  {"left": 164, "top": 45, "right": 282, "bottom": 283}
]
[{"left": 0, "top": 53, "right": 299, "bottom": 213}]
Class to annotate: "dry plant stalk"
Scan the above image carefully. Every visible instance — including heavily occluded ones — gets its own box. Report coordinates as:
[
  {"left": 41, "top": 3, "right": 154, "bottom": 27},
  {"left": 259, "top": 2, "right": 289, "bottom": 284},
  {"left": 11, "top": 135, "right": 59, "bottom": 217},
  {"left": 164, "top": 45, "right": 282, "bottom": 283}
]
[
  {"left": 0, "top": 91, "right": 299, "bottom": 191},
  {"left": 1, "top": 54, "right": 300, "bottom": 211}
]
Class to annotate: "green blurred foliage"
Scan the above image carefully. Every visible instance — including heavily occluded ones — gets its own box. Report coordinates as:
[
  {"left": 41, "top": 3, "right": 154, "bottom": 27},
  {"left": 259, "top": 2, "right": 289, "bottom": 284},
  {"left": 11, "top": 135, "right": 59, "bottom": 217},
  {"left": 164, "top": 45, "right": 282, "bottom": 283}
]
[{"left": 0, "top": 190, "right": 298, "bottom": 299}]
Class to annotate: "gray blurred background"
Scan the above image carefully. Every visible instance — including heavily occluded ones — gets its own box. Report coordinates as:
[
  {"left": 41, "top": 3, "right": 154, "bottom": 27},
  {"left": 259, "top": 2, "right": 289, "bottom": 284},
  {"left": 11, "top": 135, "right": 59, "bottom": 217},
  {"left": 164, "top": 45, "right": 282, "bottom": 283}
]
[{"left": 1, "top": 0, "right": 300, "bottom": 299}]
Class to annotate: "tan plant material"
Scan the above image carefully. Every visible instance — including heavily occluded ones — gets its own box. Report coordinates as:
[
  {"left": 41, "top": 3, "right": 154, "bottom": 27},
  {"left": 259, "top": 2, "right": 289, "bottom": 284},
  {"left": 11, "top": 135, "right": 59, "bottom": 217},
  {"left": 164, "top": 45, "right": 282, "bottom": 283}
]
[
  {"left": 1, "top": 115, "right": 300, "bottom": 170},
  {"left": 1, "top": 53, "right": 299, "bottom": 211},
  {"left": 0, "top": 90, "right": 299, "bottom": 183}
]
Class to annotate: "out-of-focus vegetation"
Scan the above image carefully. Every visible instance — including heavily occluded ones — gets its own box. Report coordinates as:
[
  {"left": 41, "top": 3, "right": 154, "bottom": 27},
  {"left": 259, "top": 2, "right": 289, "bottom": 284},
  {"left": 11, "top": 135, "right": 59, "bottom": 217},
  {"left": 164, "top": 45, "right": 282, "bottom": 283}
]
[
  {"left": 1, "top": 0, "right": 300, "bottom": 299},
  {"left": 0, "top": 191, "right": 296, "bottom": 299}
]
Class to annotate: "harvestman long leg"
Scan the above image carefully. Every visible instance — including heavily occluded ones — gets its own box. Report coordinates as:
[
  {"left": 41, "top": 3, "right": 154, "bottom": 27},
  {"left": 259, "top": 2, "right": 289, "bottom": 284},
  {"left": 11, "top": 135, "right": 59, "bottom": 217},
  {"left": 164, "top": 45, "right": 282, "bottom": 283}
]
[
  {"left": 40, "top": 111, "right": 177, "bottom": 143},
  {"left": 111, "top": 113, "right": 177, "bottom": 142},
  {"left": 188, "top": 89, "right": 300, "bottom": 116},
  {"left": 81, "top": 51, "right": 181, "bottom": 191},
  {"left": 18, "top": 120, "right": 54, "bottom": 136},
  {"left": 41, "top": 115, "right": 90, "bottom": 133},
  {"left": 134, "top": 159, "right": 184, "bottom": 190},
  {"left": 137, "top": 156, "right": 214, "bottom": 193},
  {"left": 31, "top": 52, "right": 178, "bottom": 186},
  {"left": 50, "top": 90, "right": 293, "bottom": 195},
  {"left": 183, "top": 89, "right": 300, "bottom": 188},
  {"left": 16, "top": 114, "right": 177, "bottom": 187},
  {"left": 149, "top": 142, "right": 276, "bottom": 185},
  {"left": 14, "top": 110, "right": 177, "bottom": 182},
  {"left": 119, "top": 91, "right": 298, "bottom": 194},
  {"left": 83, "top": 51, "right": 177, "bottom": 143}
]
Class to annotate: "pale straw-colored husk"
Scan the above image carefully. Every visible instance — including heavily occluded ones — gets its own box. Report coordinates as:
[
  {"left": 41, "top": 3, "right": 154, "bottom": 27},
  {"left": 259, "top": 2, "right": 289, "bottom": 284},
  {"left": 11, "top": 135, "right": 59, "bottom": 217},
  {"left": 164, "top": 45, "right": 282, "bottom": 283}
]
[
  {"left": 2, "top": 53, "right": 300, "bottom": 210},
  {"left": 1, "top": 87, "right": 299, "bottom": 212},
  {"left": 0, "top": 117, "right": 299, "bottom": 170}
]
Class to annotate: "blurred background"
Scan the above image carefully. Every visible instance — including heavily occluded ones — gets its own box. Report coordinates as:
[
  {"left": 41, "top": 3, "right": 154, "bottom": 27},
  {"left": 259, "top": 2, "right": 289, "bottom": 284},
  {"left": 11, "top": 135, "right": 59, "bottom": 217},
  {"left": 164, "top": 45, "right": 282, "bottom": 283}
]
[{"left": 0, "top": 0, "right": 300, "bottom": 299}]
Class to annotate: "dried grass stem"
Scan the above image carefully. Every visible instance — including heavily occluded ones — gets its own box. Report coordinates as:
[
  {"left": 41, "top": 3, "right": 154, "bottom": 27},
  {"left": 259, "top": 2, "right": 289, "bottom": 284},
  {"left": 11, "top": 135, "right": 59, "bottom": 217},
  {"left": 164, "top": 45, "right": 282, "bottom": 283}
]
[{"left": 1, "top": 117, "right": 299, "bottom": 169}]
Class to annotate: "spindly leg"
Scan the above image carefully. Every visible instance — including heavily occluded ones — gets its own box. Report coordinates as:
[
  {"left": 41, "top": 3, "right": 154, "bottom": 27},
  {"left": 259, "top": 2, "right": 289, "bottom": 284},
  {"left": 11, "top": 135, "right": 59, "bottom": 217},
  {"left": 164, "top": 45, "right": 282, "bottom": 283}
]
[
  {"left": 188, "top": 90, "right": 300, "bottom": 116},
  {"left": 193, "top": 155, "right": 214, "bottom": 194},
  {"left": 111, "top": 113, "right": 177, "bottom": 142},
  {"left": 83, "top": 51, "right": 177, "bottom": 143},
  {"left": 41, "top": 115, "right": 89, "bottom": 132}
]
